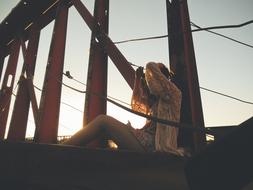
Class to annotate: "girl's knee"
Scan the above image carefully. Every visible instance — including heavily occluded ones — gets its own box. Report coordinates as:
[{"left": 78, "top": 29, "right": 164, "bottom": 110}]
[
  {"left": 94, "top": 114, "right": 114, "bottom": 128},
  {"left": 94, "top": 114, "right": 120, "bottom": 132},
  {"left": 95, "top": 114, "right": 109, "bottom": 123}
]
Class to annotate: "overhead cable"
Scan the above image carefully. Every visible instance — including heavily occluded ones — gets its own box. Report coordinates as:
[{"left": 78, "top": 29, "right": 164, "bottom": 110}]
[
  {"left": 63, "top": 71, "right": 131, "bottom": 106},
  {"left": 60, "top": 78, "right": 213, "bottom": 135},
  {"left": 112, "top": 20, "right": 253, "bottom": 49},
  {"left": 200, "top": 87, "right": 253, "bottom": 105},
  {"left": 33, "top": 84, "right": 85, "bottom": 113},
  {"left": 191, "top": 22, "right": 253, "bottom": 49},
  {"left": 191, "top": 20, "right": 253, "bottom": 32},
  {"left": 114, "top": 35, "right": 168, "bottom": 44},
  {"left": 63, "top": 71, "right": 253, "bottom": 108}
]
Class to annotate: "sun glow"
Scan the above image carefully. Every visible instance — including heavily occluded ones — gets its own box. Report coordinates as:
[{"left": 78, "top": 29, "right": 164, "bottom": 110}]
[{"left": 107, "top": 102, "right": 146, "bottom": 129}]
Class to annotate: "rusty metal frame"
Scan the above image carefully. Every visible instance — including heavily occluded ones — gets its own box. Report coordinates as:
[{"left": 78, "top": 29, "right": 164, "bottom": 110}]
[
  {"left": 0, "top": 51, "right": 4, "bottom": 82},
  {"left": 72, "top": 0, "right": 135, "bottom": 89},
  {"left": 7, "top": 26, "right": 40, "bottom": 141},
  {"left": 167, "top": 0, "right": 206, "bottom": 151},
  {"left": 0, "top": 40, "right": 20, "bottom": 139},
  {"left": 83, "top": 0, "right": 109, "bottom": 126},
  {"left": 83, "top": 0, "right": 109, "bottom": 148},
  {"left": 35, "top": 1, "right": 69, "bottom": 143},
  {"left": 0, "top": 0, "right": 206, "bottom": 149}
]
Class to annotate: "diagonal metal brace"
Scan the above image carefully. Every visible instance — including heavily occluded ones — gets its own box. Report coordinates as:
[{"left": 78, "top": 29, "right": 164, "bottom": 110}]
[
  {"left": 20, "top": 40, "right": 39, "bottom": 127},
  {"left": 72, "top": 0, "right": 135, "bottom": 89}
]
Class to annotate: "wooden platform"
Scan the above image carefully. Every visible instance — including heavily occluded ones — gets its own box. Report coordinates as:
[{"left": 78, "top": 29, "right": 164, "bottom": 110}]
[{"left": 0, "top": 141, "right": 189, "bottom": 190}]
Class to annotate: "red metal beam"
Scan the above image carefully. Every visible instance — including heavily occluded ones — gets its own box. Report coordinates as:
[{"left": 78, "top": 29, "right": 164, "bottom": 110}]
[
  {"left": 7, "top": 27, "right": 40, "bottom": 141},
  {"left": 19, "top": 38, "right": 40, "bottom": 129},
  {"left": 35, "top": 3, "right": 69, "bottom": 143},
  {"left": 0, "top": 0, "right": 60, "bottom": 54},
  {"left": 26, "top": 71, "right": 39, "bottom": 125},
  {"left": 179, "top": 0, "right": 206, "bottom": 150},
  {"left": 72, "top": 0, "right": 135, "bottom": 89},
  {"left": 0, "top": 51, "right": 4, "bottom": 83},
  {"left": 167, "top": 0, "right": 206, "bottom": 151},
  {"left": 83, "top": 0, "right": 109, "bottom": 148},
  {"left": 83, "top": 0, "right": 109, "bottom": 126},
  {"left": 0, "top": 40, "right": 20, "bottom": 139}
]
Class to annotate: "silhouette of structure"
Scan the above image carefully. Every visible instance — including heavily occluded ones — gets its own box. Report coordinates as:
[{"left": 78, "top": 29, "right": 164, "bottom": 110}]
[{"left": 0, "top": 0, "right": 252, "bottom": 189}]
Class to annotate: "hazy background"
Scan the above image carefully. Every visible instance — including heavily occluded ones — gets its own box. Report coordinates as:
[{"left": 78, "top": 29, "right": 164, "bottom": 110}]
[{"left": 0, "top": 0, "right": 252, "bottom": 137}]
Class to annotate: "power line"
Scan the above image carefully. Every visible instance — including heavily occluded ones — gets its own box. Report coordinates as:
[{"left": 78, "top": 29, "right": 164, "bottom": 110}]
[
  {"left": 200, "top": 87, "right": 253, "bottom": 105},
  {"left": 6, "top": 72, "right": 252, "bottom": 136},
  {"left": 33, "top": 83, "right": 85, "bottom": 113},
  {"left": 34, "top": 76, "right": 131, "bottom": 114},
  {"left": 114, "top": 35, "right": 168, "bottom": 44},
  {"left": 191, "top": 20, "right": 253, "bottom": 32},
  {"left": 191, "top": 22, "right": 253, "bottom": 49},
  {"left": 63, "top": 71, "right": 253, "bottom": 106},
  {"left": 63, "top": 71, "right": 86, "bottom": 86},
  {"left": 59, "top": 75, "right": 212, "bottom": 133},
  {"left": 27, "top": 117, "right": 74, "bottom": 132},
  {"left": 60, "top": 74, "right": 253, "bottom": 135},
  {"left": 60, "top": 79, "right": 213, "bottom": 134},
  {"left": 61, "top": 101, "right": 83, "bottom": 113},
  {"left": 112, "top": 20, "right": 253, "bottom": 49},
  {"left": 63, "top": 71, "right": 131, "bottom": 107}
]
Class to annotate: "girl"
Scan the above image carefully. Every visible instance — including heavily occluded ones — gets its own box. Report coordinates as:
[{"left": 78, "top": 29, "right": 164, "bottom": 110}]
[{"left": 64, "top": 62, "right": 182, "bottom": 154}]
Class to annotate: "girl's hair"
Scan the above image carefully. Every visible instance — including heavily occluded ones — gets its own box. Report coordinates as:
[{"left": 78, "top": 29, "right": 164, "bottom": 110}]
[{"left": 157, "top": 63, "right": 174, "bottom": 80}]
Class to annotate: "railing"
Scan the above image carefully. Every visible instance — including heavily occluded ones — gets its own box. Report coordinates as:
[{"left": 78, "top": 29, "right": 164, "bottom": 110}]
[{"left": 25, "top": 135, "right": 72, "bottom": 143}]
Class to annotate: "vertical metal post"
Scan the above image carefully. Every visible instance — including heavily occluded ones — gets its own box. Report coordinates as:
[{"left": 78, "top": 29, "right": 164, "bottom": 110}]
[
  {"left": 179, "top": 0, "right": 206, "bottom": 150},
  {"left": 0, "top": 40, "right": 20, "bottom": 139},
  {"left": 83, "top": 0, "right": 109, "bottom": 147},
  {"left": 0, "top": 51, "right": 4, "bottom": 83},
  {"left": 73, "top": 0, "right": 135, "bottom": 89},
  {"left": 83, "top": 0, "right": 109, "bottom": 125},
  {"left": 167, "top": 0, "right": 206, "bottom": 151},
  {"left": 7, "top": 28, "right": 40, "bottom": 141},
  {"left": 36, "top": 3, "right": 68, "bottom": 143}
]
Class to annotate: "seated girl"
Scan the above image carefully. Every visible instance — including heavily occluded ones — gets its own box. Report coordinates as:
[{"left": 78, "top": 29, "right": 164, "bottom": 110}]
[{"left": 63, "top": 62, "right": 182, "bottom": 155}]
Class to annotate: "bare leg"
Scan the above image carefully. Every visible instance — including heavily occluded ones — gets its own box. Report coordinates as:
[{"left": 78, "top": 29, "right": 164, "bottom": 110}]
[{"left": 63, "top": 115, "right": 145, "bottom": 152}]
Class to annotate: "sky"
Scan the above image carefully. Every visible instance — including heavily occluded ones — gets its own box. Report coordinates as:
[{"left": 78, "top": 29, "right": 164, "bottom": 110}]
[{"left": 0, "top": 0, "right": 252, "bottom": 137}]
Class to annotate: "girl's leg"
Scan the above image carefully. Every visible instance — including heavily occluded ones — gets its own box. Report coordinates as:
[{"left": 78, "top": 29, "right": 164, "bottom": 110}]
[{"left": 63, "top": 115, "right": 145, "bottom": 152}]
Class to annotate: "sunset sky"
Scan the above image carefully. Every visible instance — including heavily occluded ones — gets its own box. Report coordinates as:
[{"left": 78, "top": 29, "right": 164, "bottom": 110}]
[{"left": 0, "top": 0, "right": 252, "bottom": 137}]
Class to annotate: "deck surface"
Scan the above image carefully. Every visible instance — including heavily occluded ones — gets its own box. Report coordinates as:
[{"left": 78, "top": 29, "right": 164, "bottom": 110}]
[{"left": 0, "top": 141, "right": 189, "bottom": 190}]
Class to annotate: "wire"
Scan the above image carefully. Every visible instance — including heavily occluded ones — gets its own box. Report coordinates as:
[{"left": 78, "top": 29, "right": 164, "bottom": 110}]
[
  {"left": 61, "top": 75, "right": 253, "bottom": 136},
  {"left": 66, "top": 66, "right": 253, "bottom": 106},
  {"left": 112, "top": 20, "right": 253, "bottom": 49},
  {"left": 200, "top": 86, "right": 253, "bottom": 105},
  {"left": 63, "top": 71, "right": 131, "bottom": 107},
  {"left": 114, "top": 35, "right": 168, "bottom": 44},
  {"left": 63, "top": 70, "right": 253, "bottom": 113},
  {"left": 191, "top": 20, "right": 253, "bottom": 32},
  {"left": 191, "top": 22, "right": 253, "bottom": 49},
  {"left": 28, "top": 117, "right": 74, "bottom": 133},
  {"left": 9, "top": 82, "right": 76, "bottom": 134},
  {"left": 61, "top": 101, "right": 83, "bottom": 113},
  {"left": 33, "top": 83, "right": 86, "bottom": 113},
  {"left": 63, "top": 71, "right": 86, "bottom": 86},
  {"left": 60, "top": 79, "right": 213, "bottom": 135}
]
